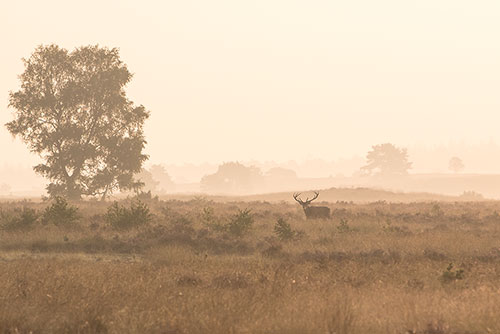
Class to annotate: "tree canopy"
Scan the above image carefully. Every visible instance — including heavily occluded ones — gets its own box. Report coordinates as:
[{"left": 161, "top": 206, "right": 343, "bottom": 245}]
[
  {"left": 201, "top": 162, "right": 263, "bottom": 194},
  {"left": 6, "top": 44, "right": 149, "bottom": 200},
  {"left": 449, "top": 157, "right": 464, "bottom": 173},
  {"left": 149, "top": 164, "right": 175, "bottom": 193},
  {"left": 361, "top": 143, "right": 412, "bottom": 176}
]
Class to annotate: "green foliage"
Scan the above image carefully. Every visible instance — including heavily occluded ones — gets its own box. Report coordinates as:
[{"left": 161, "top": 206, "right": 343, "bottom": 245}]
[
  {"left": 227, "top": 209, "right": 254, "bottom": 237},
  {"left": 0, "top": 207, "right": 39, "bottom": 231},
  {"left": 440, "top": 263, "right": 465, "bottom": 283},
  {"left": 42, "top": 197, "right": 79, "bottom": 227},
  {"left": 106, "top": 200, "right": 152, "bottom": 230},
  {"left": 5, "top": 44, "right": 149, "bottom": 200},
  {"left": 274, "top": 218, "right": 304, "bottom": 241}
]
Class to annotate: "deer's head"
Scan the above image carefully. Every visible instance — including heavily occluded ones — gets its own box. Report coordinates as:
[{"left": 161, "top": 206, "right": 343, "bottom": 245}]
[{"left": 293, "top": 191, "right": 320, "bottom": 209}]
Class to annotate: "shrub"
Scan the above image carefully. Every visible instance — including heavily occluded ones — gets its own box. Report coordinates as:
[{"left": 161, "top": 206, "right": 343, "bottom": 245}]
[
  {"left": 337, "top": 218, "right": 351, "bottom": 233},
  {"left": 382, "top": 220, "right": 408, "bottom": 233},
  {"left": 227, "top": 209, "right": 253, "bottom": 237},
  {"left": 106, "top": 200, "right": 152, "bottom": 230},
  {"left": 200, "top": 207, "right": 226, "bottom": 232},
  {"left": 200, "top": 207, "right": 215, "bottom": 224},
  {"left": 440, "top": 263, "right": 464, "bottom": 283},
  {"left": 134, "top": 190, "right": 159, "bottom": 202},
  {"left": 0, "top": 207, "right": 39, "bottom": 231},
  {"left": 430, "top": 203, "right": 444, "bottom": 217},
  {"left": 42, "top": 197, "right": 79, "bottom": 227},
  {"left": 167, "top": 216, "right": 196, "bottom": 241},
  {"left": 274, "top": 218, "right": 304, "bottom": 241}
]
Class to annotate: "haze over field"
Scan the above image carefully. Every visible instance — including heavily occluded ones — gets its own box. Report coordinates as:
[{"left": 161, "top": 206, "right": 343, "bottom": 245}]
[
  {"left": 1, "top": 0, "right": 500, "bottom": 197},
  {"left": 4, "top": 3, "right": 500, "bottom": 333}
]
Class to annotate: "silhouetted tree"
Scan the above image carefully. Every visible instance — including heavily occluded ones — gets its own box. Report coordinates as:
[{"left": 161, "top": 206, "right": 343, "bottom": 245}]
[
  {"left": 448, "top": 157, "right": 464, "bottom": 173},
  {"left": 5, "top": 45, "right": 149, "bottom": 200},
  {"left": 201, "top": 162, "right": 263, "bottom": 194},
  {"left": 135, "top": 169, "right": 159, "bottom": 193},
  {"left": 149, "top": 164, "right": 174, "bottom": 193},
  {"left": 361, "top": 143, "right": 412, "bottom": 176}
]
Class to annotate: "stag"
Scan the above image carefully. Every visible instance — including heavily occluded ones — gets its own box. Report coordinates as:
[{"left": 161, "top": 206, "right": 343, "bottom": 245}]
[{"left": 293, "top": 191, "right": 330, "bottom": 219}]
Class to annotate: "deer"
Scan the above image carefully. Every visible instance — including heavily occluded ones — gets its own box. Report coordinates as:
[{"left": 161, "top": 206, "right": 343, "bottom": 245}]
[{"left": 293, "top": 191, "right": 331, "bottom": 220}]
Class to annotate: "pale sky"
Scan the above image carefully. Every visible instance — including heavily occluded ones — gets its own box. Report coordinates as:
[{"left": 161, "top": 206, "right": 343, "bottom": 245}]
[{"left": 1, "top": 0, "right": 499, "bottom": 167}]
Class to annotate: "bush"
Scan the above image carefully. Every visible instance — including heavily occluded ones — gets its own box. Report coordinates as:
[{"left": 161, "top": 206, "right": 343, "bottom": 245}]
[
  {"left": 42, "top": 197, "right": 79, "bottom": 227},
  {"left": 274, "top": 218, "right": 304, "bottom": 241},
  {"left": 200, "top": 207, "right": 226, "bottom": 232},
  {"left": 337, "top": 218, "right": 351, "bottom": 233},
  {"left": 134, "top": 190, "right": 159, "bottom": 202},
  {"left": 227, "top": 209, "right": 253, "bottom": 237},
  {"left": 382, "top": 220, "right": 408, "bottom": 234},
  {"left": 440, "top": 263, "right": 464, "bottom": 284},
  {"left": 106, "top": 200, "right": 152, "bottom": 230},
  {"left": 0, "top": 207, "right": 39, "bottom": 231},
  {"left": 200, "top": 207, "right": 215, "bottom": 224}
]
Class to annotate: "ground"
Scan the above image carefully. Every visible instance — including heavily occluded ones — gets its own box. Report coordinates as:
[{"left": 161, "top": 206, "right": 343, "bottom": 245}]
[{"left": 1, "top": 197, "right": 500, "bottom": 333}]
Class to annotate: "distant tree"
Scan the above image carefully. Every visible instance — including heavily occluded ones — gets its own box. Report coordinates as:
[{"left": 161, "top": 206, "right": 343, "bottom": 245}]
[
  {"left": 149, "top": 164, "right": 175, "bottom": 192},
  {"left": 5, "top": 45, "right": 149, "bottom": 200},
  {"left": 361, "top": 143, "right": 412, "bottom": 176},
  {"left": 135, "top": 169, "right": 159, "bottom": 193},
  {"left": 448, "top": 157, "right": 464, "bottom": 173},
  {"left": 201, "top": 162, "right": 263, "bottom": 194}
]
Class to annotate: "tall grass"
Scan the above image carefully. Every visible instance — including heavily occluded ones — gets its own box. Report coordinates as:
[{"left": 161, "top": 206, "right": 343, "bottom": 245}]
[{"left": 1, "top": 198, "right": 500, "bottom": 333}]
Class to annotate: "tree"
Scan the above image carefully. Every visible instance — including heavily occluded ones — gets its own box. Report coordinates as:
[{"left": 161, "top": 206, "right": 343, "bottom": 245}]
[
  {"left": 448, "top": 157, "right": 464, "bottom": 173},
  {"left": 361, "top": 143, "right": 412, "bottom": 176},
  {"left": 149, "top": 164, "right": 175, "bottom": 193},
  {"left": 135, "top": 169, "right": 160, "bottom": 193},
  {"left": 5, "top": 45, "right": 149, "bottom": 200},
  {"left": 201, "top": 162, "right": 263, "bottom": 194}
]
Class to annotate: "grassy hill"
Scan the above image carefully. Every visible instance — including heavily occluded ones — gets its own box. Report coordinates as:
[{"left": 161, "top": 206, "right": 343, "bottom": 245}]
[{"left": 159, "top": 187, "right": 480, "bottom": 203}]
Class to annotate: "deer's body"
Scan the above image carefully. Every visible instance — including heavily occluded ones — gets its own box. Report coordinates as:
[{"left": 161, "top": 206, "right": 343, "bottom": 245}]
[
  {"left": 293, "top": 191, "right": 330, "bottom": 220},
  {"left": 304, "top": 206, "right": 331, "bottom": 219}
]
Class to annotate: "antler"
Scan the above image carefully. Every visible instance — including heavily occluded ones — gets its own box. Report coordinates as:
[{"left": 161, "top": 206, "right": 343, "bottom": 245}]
[
  {"left": 293, "top": 193, "right": 304, "bottom": 204},
  {"left": 293, "top": 191, "right": 320, "bottom": 205},
  {"left": 303, "top": 191, "right": 320, "bottom": 204}
]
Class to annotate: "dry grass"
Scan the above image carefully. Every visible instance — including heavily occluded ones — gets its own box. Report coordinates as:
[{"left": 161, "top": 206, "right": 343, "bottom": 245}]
[{"left": 1, "top": 198, "right": 500, "bottom": 333}]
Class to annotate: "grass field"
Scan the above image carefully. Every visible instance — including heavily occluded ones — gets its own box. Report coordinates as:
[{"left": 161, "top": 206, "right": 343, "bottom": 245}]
[{"left": 1, "top": 196, "right": 500, "bottom": 333}]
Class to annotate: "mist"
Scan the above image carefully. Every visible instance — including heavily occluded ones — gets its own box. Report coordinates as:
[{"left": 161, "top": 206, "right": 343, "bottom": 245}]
[
  {"left": 2, "top": 1, "right": 500, "bottom": 174},
  {"left": 4, "top": 1, "right": 500, "bottom": 333}
]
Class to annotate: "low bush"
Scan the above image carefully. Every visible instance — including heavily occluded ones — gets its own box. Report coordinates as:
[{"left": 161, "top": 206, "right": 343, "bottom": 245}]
[
  {"left": 337, "top": 218, "right": 352, "bottom": 233},
  {"left": 200, "top": 207, "right": 226, "bottom": 232},
  {"left": 227, "top": 209, "right": 253, "bottom": 237},
  {"left": 106, "top": 200, "right": 152, "bottom": 230},
  {"left": 440, "top": 262, "right": 465, "bottom": 284},
  {"left": 41, "top": 197, "right": 79, "bottom": 227},
  {"left": 274, "top": 218, "right": 304, "bottom": 241},
  {"left": 0, "top": 207, "right": 39, "bottom": 231}
]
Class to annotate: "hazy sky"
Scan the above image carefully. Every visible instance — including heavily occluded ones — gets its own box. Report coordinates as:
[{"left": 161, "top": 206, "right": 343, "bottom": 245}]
[{"left": 1, "top": 0, "right": 499, "bottom": 166}]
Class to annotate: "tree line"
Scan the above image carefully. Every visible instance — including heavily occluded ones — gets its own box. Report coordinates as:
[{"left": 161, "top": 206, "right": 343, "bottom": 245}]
[{"left": 4, "top": 44, "right": 466, "bottom": 199}]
